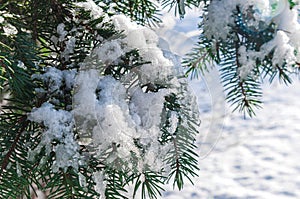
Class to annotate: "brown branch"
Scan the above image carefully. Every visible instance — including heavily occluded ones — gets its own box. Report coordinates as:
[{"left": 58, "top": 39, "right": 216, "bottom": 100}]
[
  {"left": 190, "top": 51, "right": 209, "bottom": 70},
  {"left": 0, "top": 116, "right": 29, "bottom": 174},
  {"left": 31, "top": 0, "right": 38, "bottom": 42},
  {"left": 63, "top": 172, "right": 76, "bottom": 199}
]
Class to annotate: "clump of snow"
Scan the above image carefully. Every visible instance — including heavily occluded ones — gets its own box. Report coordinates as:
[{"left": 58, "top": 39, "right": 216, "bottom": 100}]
[
  {"left": 35, "top": 67, "right": 63, "bottom": 93},
  {"left": 73, "top": 71, "right": 172, "bottom": 171},
  {"left": 61, "top": 37, "right": 76, "bottom": 62},
  {"left": 1, "top": 11, "right": 18, "bottom": 35},
  {"left": 28, "top": 103, "right": 82, "bottom": 172},
  {"left": 3, "top": 23, "right": 18, "bottom": 35},
  {"left": 203, "top": 0, "right": 236, "bottom": 40},
  {"left": 92, "top": 76, "right": 138, "bottom": 159},
  {"left": 57, "top": 23, "right": 68, "bottom": 42},
  {"left": 238, "top": 46, "right": 257, "bottom": 79},
  {"left": 78, "top": 173, "right": 87, "bottom": 189},
  {"left": 32, "top": 67, "right": 76, "bottom": 96},
  {"left": 111, "top": 15, "right": 174, "bottom": 85},
  {"left": 261, "top": 30, "right": 296, "bottom": 67},
  {"left": 53, "top": 23, "right": 78, "bottom": 61},
  {"left": 17, "top": 61, "right": 26, "bottom": 69},
  {"left": 130, "top": 88, "right": 169, "bottom": 130},
  {"left": 72, "top": 73, "right": 123, "bottom": 159},
  {"left": 76, "top": 0, "right": 106, "bottom": 19},
  {"left": 16, "top": 161, "right": 22, "bottom": 177},
  {"left": 63, "top": 69, "right": 77, "bottom": 90},
  {"left": 167, "top": 111, "right": 179, "bottom": 135},
  {"left": 93, "top": 171, "right": 107, "bottom": 198},
  {"left": 274, "top": 4, "right": 300, "bottom": 62},
  {"left": 95, "top": 40, "right": 124, "bottom": 65}
]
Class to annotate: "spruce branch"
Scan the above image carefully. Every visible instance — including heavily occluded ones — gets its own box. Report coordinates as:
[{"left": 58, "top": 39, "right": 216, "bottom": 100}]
[{"left": 161, "top": 0, "right": 203, "bottom": 18}]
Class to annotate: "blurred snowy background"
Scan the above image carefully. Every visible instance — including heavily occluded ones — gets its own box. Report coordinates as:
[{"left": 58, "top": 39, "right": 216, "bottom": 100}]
[{"left": 158, "top": 8, "right": 300, "bottom": 199}]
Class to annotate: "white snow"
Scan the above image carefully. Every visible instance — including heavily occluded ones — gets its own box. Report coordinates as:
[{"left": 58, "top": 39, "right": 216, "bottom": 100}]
[
  {"left": 28, "top": 103, "right": 81, "bottom": 172},
  {"left": 261, "top": 30, "right": 296, "bottom": 67},
  {"left": 93, "top": 171, "right": 107, "bottom": 198},
  {"left": 3, "top": 23, "right": 18, "bottom": 35},
  {"left": 238, "top": 46, "right": 257, "bottom": 79},
  {"left": 111, "top": 15, "right": 174, "bottom": 84},
  {"left": 95, "top": 40, "right": 123, "bottom": 65},
  {"left": 61, "top": 36, "right": 76, "bottom": 62},
  {"left": 57, "top": 23, "right": 68, "bottom": 41}
]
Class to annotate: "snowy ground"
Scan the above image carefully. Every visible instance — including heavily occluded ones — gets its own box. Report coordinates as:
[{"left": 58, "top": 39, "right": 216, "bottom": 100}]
[
  {"left": 158, "top": 10, "right": 300, "bottom": 199},
  {"left": 164, "top": 78, "right": 300, "bottom": 199}
]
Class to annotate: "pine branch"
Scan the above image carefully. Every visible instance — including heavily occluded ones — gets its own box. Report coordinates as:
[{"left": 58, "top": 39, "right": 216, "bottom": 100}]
[
  {"left": 0, "top": 109, "right": 42, "bottom": 198},
  {"left": 163, "top": 89, "right": 200, "bottom": 190},
  {"left": 103, "top": 0, "right": 161, "bottom": 26},
  {"left": 105, "top": 168, "right": 129, "bottom": 199},
  {"left": 219, "top": 38, "right": 263, "bottom": 117}
]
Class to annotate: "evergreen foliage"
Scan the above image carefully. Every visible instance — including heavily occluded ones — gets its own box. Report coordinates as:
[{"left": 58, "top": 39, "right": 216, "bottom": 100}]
[{"left": 0, "top": 0, "right": 299, "bottom": 198}]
